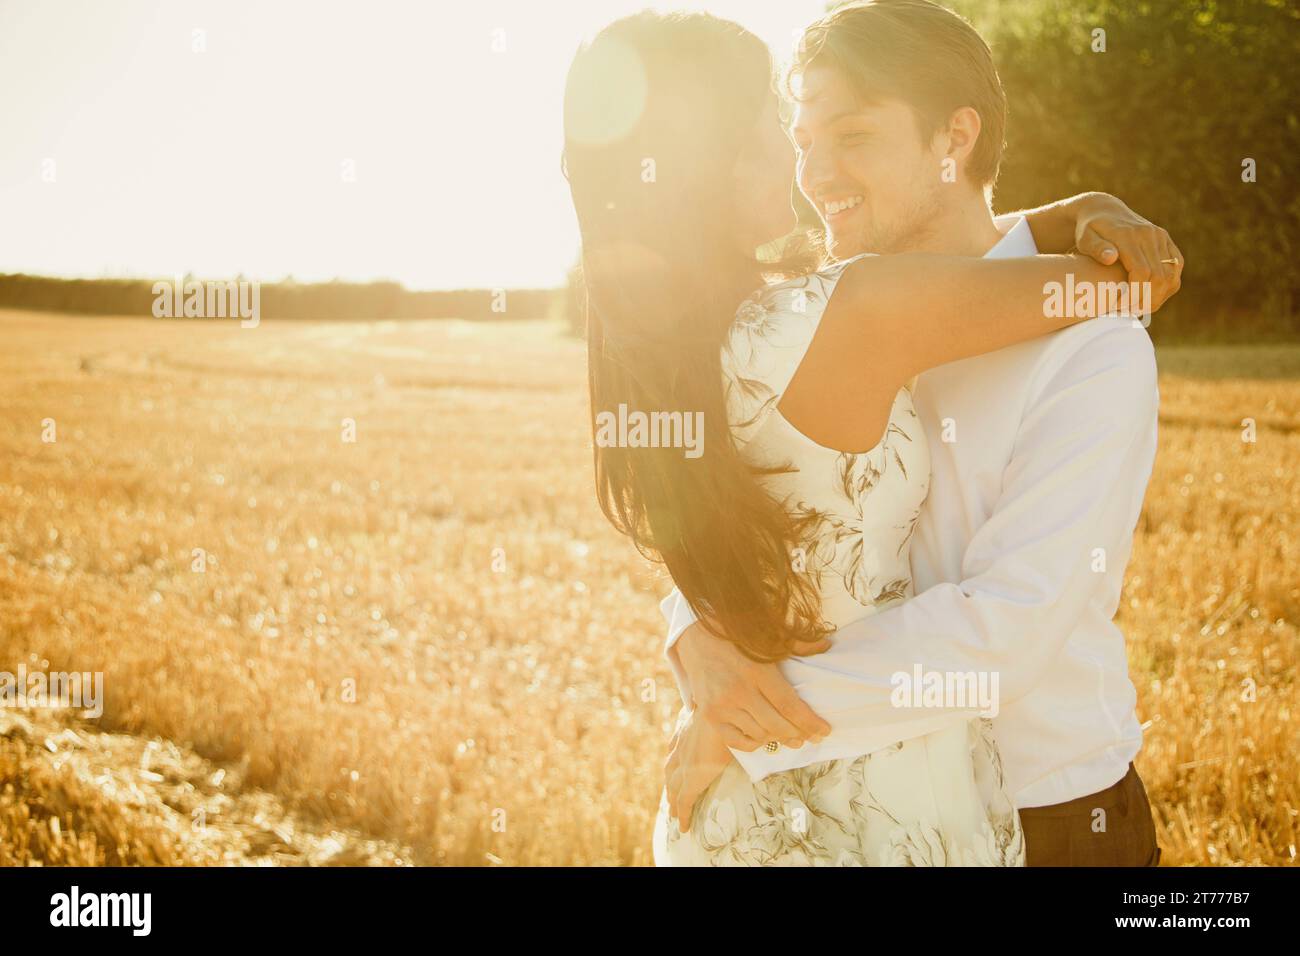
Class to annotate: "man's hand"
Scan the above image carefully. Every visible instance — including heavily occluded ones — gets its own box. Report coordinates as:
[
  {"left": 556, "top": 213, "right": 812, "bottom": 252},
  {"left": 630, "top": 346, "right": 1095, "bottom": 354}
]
[
  {"left": 673, "top": 621, "right": 832, "bottom": 751},
  {"left": 1066, "top": 192, "right": 1184, "bottom": 311},
  {"left": 664, "top": 707, "right": 736, "bottom": 832}
]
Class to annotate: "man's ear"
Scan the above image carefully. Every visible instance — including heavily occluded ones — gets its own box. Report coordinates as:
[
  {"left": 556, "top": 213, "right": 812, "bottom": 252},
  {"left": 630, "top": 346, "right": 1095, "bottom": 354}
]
[{"left": 940, "top": 106, "right": 982, "bottom": 186}]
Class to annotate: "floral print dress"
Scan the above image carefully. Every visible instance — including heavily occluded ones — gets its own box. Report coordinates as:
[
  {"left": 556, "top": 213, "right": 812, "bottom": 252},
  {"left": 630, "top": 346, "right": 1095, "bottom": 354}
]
[{"left": 653, "top": 257, "right": 1025, "bottom": 867}]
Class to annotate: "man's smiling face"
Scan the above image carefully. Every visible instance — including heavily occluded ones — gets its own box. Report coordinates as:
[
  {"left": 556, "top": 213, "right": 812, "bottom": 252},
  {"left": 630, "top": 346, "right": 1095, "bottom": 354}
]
[{"left": 790, "top": 64, "right": 946, "bottom": 258}]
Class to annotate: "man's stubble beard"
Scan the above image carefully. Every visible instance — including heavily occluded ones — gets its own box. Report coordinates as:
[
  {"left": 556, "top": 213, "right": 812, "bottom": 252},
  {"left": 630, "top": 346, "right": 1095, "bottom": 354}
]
[{"left": 826, "top": 182, "right": 946, "bottom": 259}]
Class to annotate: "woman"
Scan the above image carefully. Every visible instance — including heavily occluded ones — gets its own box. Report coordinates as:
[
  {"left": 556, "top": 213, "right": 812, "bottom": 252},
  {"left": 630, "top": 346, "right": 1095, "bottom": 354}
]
[{"left": 563, "top": 11, "right": 1175, "bottom": 866}]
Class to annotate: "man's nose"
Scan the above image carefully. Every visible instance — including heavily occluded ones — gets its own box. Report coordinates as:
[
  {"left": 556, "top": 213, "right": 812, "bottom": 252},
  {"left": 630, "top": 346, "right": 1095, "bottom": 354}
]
[{"left": 800, "top": 146, "right": 835, "bottom": 196}]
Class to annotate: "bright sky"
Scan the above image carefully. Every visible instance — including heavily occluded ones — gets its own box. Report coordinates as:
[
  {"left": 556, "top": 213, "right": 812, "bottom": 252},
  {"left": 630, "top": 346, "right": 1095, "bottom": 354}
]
[{"left": 0, "top": 0, "right": 826, "bottom": 290}]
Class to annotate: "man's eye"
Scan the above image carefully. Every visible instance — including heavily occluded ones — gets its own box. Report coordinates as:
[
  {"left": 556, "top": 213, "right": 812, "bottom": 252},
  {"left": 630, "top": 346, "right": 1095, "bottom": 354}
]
[{"left": 839, "top": 132, "right": 869, "bottom": 145}]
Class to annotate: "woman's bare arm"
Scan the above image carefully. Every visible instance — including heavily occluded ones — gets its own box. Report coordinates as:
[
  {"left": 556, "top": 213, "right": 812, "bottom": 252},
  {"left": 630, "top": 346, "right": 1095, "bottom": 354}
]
[{"left": 780, "top": 252, "right": 1155, "bottom": 453}]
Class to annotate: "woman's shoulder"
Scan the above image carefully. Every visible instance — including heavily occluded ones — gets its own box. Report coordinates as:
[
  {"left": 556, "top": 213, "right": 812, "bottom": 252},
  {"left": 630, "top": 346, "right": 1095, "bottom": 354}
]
[
  {"left": 810, "top": 251, "right": 876, "bottom": 283},
  {"left": 738, "top": 253, "right": 876, "bottom": 322},
  {"left": 725, "top": 254, "right": 877, "bottom": 374},
  {"left": 721, "top": 257, "right": 869, "bottom": 443}
]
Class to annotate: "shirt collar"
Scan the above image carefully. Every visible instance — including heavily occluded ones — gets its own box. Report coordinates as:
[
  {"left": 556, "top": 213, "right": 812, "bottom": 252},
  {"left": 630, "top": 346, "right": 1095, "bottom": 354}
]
[{"left": 984, "top": 216, "right": 1037, "bottom": 259}]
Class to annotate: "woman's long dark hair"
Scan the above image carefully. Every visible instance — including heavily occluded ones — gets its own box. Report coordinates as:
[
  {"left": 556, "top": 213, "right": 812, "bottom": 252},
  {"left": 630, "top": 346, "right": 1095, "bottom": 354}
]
[{"left": 563, "top": 12, "right": 825, "bottom": 662}]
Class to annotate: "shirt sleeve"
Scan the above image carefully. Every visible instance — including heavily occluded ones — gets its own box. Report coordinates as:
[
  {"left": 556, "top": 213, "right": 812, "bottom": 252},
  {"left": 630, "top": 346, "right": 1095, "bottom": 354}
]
[{"left": 730, "top": 322, "right": 1159, "bottom": 780}]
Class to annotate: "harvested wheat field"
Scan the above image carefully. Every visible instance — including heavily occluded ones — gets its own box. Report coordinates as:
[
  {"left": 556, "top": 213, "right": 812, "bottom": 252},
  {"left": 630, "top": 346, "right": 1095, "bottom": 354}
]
[{"left": 0, "top": 309, "right": 1295, "bottom": 866}]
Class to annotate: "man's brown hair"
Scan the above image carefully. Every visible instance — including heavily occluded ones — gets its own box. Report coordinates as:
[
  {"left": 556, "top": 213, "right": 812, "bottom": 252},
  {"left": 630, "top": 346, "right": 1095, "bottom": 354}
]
[{"left": 790, "top": 0, "right": 1008, "bottom": 187}]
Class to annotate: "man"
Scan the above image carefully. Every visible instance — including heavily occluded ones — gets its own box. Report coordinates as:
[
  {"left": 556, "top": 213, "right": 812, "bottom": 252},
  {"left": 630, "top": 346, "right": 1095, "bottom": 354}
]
[{"left": 660, "top": 0, "right": 1180, "bottom": 866}]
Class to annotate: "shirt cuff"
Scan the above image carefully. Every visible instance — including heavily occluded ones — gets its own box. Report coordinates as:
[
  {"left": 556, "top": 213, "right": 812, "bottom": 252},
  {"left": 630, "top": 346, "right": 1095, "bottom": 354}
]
[
  {"left": 729, "top": 711, "right": 964, "bottom": 783},
  {"left": 659, "top": 590, "right": 697, "bottom": 709}
]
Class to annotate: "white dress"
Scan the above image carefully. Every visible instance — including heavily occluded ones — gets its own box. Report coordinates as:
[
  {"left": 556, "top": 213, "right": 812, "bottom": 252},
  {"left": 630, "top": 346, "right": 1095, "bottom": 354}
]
[{"left": 653, "top": 257, "right": 1025, "bottom": 866}]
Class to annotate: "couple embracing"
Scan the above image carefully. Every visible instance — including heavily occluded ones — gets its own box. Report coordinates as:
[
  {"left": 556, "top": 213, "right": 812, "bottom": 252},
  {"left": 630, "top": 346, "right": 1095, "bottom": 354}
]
[{"left": 563, "top": 0, "right": 1181, "bottom": 866}]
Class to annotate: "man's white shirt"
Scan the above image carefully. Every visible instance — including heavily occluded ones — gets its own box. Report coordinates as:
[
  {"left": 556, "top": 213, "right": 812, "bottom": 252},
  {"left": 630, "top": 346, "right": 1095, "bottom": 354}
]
[{"left": 660, "top": 217, "right": 1158, "bottom": 809}]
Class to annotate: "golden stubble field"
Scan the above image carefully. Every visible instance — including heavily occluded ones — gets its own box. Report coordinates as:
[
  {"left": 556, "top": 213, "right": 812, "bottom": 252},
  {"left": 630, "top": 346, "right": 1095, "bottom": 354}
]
[{"left": 0, "top": 309, "right": 1295, "bottom": 866}]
